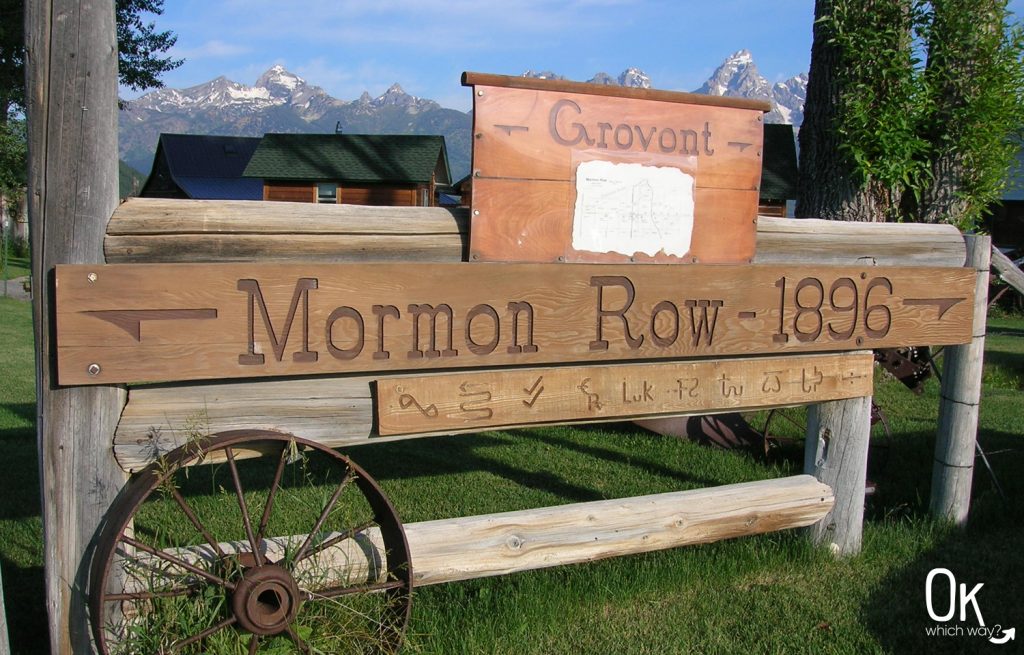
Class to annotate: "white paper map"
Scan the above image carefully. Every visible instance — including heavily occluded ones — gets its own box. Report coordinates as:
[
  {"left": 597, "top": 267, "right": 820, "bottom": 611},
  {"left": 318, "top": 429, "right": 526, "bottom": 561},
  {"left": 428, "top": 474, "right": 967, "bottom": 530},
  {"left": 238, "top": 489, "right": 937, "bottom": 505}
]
[{"left": 571, "top": 160, "right": 695, "bottom": 257}]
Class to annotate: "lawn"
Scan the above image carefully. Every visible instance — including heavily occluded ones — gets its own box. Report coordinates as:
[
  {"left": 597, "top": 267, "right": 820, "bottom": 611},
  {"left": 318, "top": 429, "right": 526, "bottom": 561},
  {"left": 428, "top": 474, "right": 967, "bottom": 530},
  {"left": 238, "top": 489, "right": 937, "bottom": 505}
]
[
  {"left": 0, "top": 255, "right": 30, "bottom": 283},
  {"left": 0, "top": 296, "right": 1021, "bottom": 654}
]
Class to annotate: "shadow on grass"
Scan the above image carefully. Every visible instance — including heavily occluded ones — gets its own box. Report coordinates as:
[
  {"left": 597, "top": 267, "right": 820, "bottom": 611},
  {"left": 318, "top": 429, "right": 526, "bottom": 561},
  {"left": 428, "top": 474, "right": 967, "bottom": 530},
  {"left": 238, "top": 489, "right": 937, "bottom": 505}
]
[
  {"left": 863, "top": 434, "right": 1024, "bottom": 654},
  {"left": 987, "top": 324, "right": 1024, "bottom": 339},
  {"left": 1, "top": 560, "right": 47, "bottom": 655},
  {"left": 1, "top": 403, "right": 35, "bottom": 426}
]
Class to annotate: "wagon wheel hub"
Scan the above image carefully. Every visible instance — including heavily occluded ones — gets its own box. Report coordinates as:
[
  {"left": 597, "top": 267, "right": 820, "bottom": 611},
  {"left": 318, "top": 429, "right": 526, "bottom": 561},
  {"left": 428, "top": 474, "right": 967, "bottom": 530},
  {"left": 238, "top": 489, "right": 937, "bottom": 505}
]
[{"left": 231, "top": 563, "right": 302, "bottom": 636}]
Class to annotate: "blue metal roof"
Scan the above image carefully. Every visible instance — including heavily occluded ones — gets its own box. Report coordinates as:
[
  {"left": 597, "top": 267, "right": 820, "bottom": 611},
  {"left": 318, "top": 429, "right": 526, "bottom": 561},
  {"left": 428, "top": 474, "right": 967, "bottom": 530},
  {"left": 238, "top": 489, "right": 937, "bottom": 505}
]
[{"left": 175, "top": 177, "right": 264, "bottom": 201}]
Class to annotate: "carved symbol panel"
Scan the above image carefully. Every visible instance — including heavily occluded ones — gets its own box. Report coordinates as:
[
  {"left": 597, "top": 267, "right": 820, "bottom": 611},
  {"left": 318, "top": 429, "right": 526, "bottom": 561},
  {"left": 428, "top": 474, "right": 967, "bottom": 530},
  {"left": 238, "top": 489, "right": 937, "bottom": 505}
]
[{"left": 376, "top": 352, "right": 874, "bottom": 436}]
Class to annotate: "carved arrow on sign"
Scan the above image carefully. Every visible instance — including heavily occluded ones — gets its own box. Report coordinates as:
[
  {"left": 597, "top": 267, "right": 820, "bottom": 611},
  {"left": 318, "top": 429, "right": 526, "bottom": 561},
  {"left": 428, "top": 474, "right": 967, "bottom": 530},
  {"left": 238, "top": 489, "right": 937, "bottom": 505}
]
[
  {"left": 902, "top": 297, "right": 965, "bottom": 320},
  {"left": 84, "top": 309, "right": 217, "bottom": 341}
]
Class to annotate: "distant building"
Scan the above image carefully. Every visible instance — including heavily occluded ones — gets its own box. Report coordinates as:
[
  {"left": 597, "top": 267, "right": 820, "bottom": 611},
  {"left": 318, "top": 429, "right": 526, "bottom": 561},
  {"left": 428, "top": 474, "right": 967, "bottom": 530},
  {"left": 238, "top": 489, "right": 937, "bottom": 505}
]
[
  {"left": 140, "top": 134, "right": 263, "bottom": 200},
  {"left": 986, "top": 148, "right": 1024, "bottom": 251},
  {"left": 243, "top": 133, "right": 451, "bottom": 207}
]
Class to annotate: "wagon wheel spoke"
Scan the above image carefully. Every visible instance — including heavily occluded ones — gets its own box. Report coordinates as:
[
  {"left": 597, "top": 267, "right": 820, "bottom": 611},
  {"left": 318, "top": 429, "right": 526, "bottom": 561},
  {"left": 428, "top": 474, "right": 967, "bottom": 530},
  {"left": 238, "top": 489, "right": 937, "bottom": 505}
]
[
  {"left": 104, "top": 586, "right": 195, "bottom": 602},
  {"left": 294, "top": 518, "right": 377, "bottom": 566},
  {"left": 168, "top": 486, "right": 227, "bottom": 560},
  {"left": 247, "top": 633, "right": 261, "bottom": 655},
  {"left": 292, "top": 469, "right": 355, "bottom": 564},
  {"left": 255, "top": 442, "right": 291, "bottom": 547},
  {"left": 286, "top": 625, "right": 313, "bottom": 654},
  {"left": 226, "top": 446, "right": 264, "bottom": 566},
  {"left": 121, "top": 534, "right": 235, "bottom": 591},
  {"left": 169, "top": 615, "right": 237, "bottom": 651}
]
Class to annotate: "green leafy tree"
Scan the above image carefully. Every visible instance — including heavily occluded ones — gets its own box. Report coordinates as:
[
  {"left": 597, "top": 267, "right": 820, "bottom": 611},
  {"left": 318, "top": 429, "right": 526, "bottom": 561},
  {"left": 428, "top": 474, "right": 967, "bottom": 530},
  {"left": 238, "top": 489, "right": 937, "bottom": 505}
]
[
  {"left": 797, "top": 0, "right": 1024, "bottom": 229},
  {"left": 0, "top": 0, "right": 182, "bottom": 121}
]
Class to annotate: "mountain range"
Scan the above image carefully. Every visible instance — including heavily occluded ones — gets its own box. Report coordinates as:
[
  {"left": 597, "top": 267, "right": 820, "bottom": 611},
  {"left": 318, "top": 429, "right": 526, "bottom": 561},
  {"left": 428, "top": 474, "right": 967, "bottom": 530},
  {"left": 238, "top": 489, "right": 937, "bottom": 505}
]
[{"left": 119, "top": 50, "right": 805, "bottom": 181}]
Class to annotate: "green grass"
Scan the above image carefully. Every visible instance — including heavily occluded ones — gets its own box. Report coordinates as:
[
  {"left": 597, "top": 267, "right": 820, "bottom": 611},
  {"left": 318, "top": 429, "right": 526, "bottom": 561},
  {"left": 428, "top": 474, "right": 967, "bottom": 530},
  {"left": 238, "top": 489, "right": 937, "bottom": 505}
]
[
  {"left": 0, "top": 255, "right": 30, "bottom": 284},
  {"left": 1, "top": 296, "right": 1022, "bottom": 654}
]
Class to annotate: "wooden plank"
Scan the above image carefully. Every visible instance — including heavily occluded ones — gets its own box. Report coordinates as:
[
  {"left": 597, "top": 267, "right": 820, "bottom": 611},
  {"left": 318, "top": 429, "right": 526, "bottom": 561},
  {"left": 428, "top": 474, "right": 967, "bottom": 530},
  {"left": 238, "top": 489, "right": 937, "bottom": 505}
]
[
  {"left": 25, "top": 0, "right": 127, "bottom": 652},
  {"left": 470, "top": 85, "right": 764, "bottom": 186},
  {"left": 377, "top": 352, "right": 873, "bottom": 435},
  {"left": 470, "top": 179, "right": 758, "bottom": 263},
  {"left": 932, "top": 235, "right": 991, "bottom": 524},
  {"left": 467, "top": 82, "right": 764, "bottom": 265},
  {"left": 114, "top": 376, "right": 374, "bottom": 470},
  {"left": 101, "top": 201, "right": 966, "bottom": 268},
  {"left": 131, "top": 474, "right": 832, "bottom": 588},
  {"left": 56, "top": 262, "right": 975, "bottom": 385}
]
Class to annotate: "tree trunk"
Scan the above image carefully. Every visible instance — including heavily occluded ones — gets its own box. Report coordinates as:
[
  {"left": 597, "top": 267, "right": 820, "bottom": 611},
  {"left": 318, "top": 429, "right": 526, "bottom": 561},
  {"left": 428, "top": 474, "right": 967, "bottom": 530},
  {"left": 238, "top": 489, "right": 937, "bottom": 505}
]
[
  {"left": 25, "top": 1, "right": 126, "bottom": 652},
  {"left": 796, "top": 0, "right": 887, "bottom": 222}
]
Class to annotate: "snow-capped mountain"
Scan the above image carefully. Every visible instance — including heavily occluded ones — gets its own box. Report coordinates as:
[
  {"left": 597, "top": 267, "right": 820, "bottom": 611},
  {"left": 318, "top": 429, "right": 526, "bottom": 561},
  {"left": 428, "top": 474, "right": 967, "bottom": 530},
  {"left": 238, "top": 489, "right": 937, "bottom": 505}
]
[
  {"left": 694, "top": 49, "right": 806, "bottom": 125},
  {"left": 119, "top": 66, "right": 468, "bottom": 178},
  {"left": 119, "top": 54, "right": 805, "bottom": 182}
]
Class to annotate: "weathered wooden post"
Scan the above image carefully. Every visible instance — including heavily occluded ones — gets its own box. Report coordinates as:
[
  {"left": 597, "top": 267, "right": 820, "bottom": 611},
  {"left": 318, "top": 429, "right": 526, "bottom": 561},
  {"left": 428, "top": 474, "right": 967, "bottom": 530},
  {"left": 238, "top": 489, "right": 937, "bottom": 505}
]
[
  {"left": 931, "top": 234, "right": 991, "bottom": 523},
  {"left": 25, "top": 0, "right": 126, "bottom": 651},
  {"left": 804, "top": 395, "right": 872, "bottom": 555}
]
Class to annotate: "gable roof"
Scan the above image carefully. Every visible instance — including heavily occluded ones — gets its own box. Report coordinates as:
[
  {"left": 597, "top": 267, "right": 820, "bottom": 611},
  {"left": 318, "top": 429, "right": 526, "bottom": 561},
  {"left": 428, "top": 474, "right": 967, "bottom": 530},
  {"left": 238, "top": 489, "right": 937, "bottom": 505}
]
[
  {"left": 141, "top": 134, "right": 264, "bottom": 200},
  {"left": 760, "top": 123, "right": 799, "bottom": 201},
  {"left": 243, "top": 133, "right": 451, "bottom": 185}
]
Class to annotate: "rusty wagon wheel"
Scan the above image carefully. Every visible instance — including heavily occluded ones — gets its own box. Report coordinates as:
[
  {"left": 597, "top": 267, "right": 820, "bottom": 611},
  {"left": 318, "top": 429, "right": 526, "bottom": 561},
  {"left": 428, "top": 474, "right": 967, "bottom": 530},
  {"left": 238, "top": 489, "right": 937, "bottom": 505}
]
[{"left": 90, "top": 430, "right": 412, "bottom": 654}]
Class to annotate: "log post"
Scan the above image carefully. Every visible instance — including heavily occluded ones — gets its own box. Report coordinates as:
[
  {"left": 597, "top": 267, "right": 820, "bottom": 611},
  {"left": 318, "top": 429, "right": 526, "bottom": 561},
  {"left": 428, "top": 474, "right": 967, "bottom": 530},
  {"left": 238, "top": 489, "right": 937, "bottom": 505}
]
[
  {"left": 931, "top": 235, "right": 991, "bottom": 524},
  {"left": 25, "top": 0, "right": 126, "bottom": 651},
  {"left": 804, "top": 395, "right": 872, "bottom": 555}
]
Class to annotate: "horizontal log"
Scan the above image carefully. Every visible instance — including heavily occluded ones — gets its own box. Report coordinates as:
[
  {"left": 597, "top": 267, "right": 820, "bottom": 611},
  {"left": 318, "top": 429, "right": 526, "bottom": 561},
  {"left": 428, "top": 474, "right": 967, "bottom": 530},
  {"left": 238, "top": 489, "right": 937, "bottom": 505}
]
[
  {"left": 104, "top": 199, "right": 966, "bottom": 268},
  {"left": 112, "top": 353, "right": 871, "bottom": 471},
  {"left": 105, "top": 199, "right": 468, "bottom": 264},
  {"left": 754, "top": 216, "right": 966, "bottom": 267},
  {"left": 138, "top": 475, "right": 834, "bottom": 588}
]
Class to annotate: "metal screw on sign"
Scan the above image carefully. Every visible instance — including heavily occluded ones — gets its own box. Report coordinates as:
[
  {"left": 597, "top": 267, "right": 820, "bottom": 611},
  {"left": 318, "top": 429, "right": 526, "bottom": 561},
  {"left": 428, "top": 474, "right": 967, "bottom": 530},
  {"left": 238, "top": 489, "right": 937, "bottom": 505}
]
[
  {"left": 87, "top": 272, "right": 98, "bottom": 283},
  {"left": 87, "top": 364, "right": 101, "bottom": 376}
]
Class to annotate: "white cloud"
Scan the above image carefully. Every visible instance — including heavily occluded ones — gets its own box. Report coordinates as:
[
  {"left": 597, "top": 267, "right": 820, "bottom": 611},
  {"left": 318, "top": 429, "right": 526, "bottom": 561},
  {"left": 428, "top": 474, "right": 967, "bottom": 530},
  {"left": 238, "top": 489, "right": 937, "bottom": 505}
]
[{"left": 174, "top": 39, "right": 252, "bottom": 60}]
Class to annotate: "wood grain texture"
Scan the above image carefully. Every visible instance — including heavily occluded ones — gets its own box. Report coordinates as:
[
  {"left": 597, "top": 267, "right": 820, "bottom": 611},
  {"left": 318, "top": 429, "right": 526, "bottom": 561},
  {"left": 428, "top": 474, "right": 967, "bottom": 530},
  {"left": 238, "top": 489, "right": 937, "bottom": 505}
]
[
  {"left": 468, "top": 84, "right": 762, "bottom": 264},
  {"left": 102, "top": 200, "right": 967, "bottom": 268},
  {"left": 377, "top": 353, "right": 873, "bottom": 435},
  {"left": 991, "top": 245, "right": 1024, "bottom": 297},
  {"left": 931, "top": 235, "right": 991, "bottom": 524},
  {"left": 25, "top": 1, "right": 127, "bottom": 651},
  {"left": 754, "top": 216, "right": 966, "bottom": 267},
  {"left": 804, "top": 396, "right": 871, "bottom": 556},
  {"left": 131, "top": 474, "right": 832, "bottom": 588},
  {"left": 469, "top": 178, "right": 758, "bottom": 263},
  {"left": 55, "top": 262, "right": 974, "bottom": 385}
]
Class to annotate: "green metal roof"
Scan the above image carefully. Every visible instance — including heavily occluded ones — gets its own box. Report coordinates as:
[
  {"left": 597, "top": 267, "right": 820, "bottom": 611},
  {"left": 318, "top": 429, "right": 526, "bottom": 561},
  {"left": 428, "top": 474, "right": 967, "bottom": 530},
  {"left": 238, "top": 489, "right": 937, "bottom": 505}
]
[{"left": 243, "top": 133, "right": 451, "bottom": 185}]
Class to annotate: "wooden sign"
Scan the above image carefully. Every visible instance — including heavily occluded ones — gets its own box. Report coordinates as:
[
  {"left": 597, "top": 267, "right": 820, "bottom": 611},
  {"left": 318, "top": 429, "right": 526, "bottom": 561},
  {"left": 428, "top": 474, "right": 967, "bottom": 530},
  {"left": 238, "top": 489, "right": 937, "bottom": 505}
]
[
  {"left": 462, "top": 72, "right": 769, "bottom": 265},
  {"left": 377, "top": 352, "right": 873, "bottom": 435},
  {"left": 55, "top": 262, "right": 974, "bottom": 385}
]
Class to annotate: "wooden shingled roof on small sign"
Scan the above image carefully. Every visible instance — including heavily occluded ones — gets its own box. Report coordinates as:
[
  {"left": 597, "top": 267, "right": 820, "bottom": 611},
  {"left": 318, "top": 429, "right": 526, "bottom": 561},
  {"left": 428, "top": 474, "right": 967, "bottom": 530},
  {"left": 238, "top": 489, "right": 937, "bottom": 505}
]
[{"left": 460, "top": 72, "right": 773, "bottom": 112}]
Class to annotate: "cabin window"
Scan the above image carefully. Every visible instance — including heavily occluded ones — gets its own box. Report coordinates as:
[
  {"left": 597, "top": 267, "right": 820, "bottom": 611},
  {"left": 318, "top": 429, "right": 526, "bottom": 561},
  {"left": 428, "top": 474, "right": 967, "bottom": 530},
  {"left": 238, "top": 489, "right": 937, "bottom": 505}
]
[{"left": 317, "top": 183, "right": 338, "bottom": 204}]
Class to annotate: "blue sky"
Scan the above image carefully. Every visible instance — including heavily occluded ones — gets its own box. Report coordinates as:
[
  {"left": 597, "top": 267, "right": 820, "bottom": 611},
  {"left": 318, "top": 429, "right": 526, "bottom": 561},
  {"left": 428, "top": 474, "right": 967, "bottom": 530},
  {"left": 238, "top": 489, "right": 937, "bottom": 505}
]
[{"left": 147, "top": 0, "right": 1024, "bottom": 112}]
